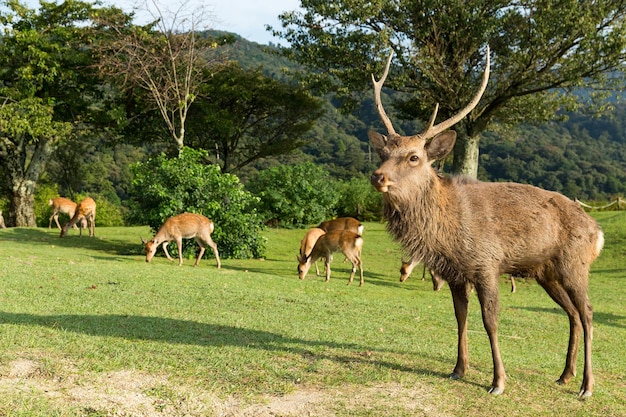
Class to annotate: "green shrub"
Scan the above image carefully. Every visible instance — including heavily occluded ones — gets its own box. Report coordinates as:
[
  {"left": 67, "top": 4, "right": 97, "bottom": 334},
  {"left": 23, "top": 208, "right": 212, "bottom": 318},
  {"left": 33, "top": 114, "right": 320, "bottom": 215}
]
[
  {"left": 129, "top": 147, "right": 265, "bottom": 259},
  {"left": 246, "top": 162, "right": 340, "bottom": 228},
  {"left": 335, "top": 177, "right": 383, "bottom": 221}
]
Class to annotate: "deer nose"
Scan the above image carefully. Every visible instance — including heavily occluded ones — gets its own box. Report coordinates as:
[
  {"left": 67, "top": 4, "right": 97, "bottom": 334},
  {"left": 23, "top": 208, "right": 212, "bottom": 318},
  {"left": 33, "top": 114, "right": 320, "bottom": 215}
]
[{"left": 371, "top": 172, "right": 385, "bottom": 187}]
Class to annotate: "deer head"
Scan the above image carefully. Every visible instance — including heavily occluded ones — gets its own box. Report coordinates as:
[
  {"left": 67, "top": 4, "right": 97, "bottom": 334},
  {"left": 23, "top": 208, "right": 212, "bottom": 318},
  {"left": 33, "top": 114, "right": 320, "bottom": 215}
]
[{"left": 369, "top": 47, "right": 490, "bottom": 196}]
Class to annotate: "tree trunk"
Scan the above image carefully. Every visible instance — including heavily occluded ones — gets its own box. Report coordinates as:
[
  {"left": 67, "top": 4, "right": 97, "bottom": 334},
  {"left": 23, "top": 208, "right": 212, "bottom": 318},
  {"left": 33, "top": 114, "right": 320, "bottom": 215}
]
[
  {"left": 1, "top": 135, "right": 55, "bottom": 227},
  {"left": 451, "top": 134, "right": 480, "bottom": 179},
  {"left": 10, "top": 186, "right": 37, "bottom": 227}
]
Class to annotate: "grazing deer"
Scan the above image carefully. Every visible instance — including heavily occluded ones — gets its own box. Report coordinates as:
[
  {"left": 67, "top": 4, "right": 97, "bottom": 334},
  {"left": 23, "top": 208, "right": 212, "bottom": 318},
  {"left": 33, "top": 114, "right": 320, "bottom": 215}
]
[
  {"left": 318, "top": 217, "right": 364, "bottom": 235},
  {"left": 400, "top": 259, "right": 516, "bottom": 292},
  {"left": 60, "top": 197, "right": 96, "bottom": 237},
  {"left": 369, "top": 47, "right": 603, "bottom": 398},
  {"left": 297, "top": 230, "right": 364, "bottom": 286},
  {"left": 142, "top": 212, "right": 221, "bottom": 268},
  {"left": 49, "top": 197, "right": 87, "bottom": 230},
  {"left": 400, "top": 259, "right": 445, "bottom": 291},
  {"left": 299, "top": 227, "right": 327, "bottom": 276}
]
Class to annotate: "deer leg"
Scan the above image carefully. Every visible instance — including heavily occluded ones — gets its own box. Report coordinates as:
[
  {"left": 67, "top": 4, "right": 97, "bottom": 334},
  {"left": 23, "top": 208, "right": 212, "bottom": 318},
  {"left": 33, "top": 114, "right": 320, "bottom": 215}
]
[
  {"left": 563, "top": 280, "right": 594, "bottom": 398},
  {"left": 162, "top": 242, "right": 174, "bottom": 261},
  {"left": 175, "top": 239, "right": 184, "bottom": 266},
  {"left": 206, "top": 237, "right": 221, "bottom": 269},
  {"left": 449, "top": 282, "right": 471, "bottom": 381},
  {"left": 324, "top": 257, "right": 331, "bottom": 282},
  {"left": 536, "top": 278, "right": 582, "bottom": 387},
  {"left": 358, "top": 257, "right": 364, "bottom": 287},
  {"left": 474, "top": 278, "right": 506, "bottom": 395},
  {"left": 347, "top": 260, "right": 356, "bottom": 285},
  {"left": 194, "top": 243, "right": 206, "bottom": 267}
]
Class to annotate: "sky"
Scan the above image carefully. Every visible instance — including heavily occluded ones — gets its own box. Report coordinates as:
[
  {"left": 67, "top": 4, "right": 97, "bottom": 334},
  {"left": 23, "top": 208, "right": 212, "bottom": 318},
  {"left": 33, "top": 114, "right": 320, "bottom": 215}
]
[
  {"left": 18, "top": 0, "right": 301, "bottom": 45},
  {"left": 110, "top": 0, "right": 302, "bottom": 45}
]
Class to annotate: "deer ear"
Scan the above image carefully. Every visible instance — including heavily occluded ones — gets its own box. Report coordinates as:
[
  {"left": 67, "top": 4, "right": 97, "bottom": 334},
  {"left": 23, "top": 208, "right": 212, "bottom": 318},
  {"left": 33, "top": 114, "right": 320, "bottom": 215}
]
[
  {"left": 368, "top": 130, "right": 388, "bottom": 158},
  {"left": 426, "top": 131, "right": 456, "bottom": 161}
]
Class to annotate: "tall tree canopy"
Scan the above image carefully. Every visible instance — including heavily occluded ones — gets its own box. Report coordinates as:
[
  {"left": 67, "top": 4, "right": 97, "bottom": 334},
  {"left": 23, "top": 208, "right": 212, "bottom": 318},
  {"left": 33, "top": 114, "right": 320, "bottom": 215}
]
[
  {"left": 0, "top": 0, "right": 121, "bottom": 226},
  {"left": 273, "top": 0, "right": 626, "bottom": 177}
]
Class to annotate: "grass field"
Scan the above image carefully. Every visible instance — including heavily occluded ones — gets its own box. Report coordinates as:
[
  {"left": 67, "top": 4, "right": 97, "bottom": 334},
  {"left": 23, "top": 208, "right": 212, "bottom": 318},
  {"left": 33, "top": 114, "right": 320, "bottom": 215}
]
[{"left": 0, "top": 213, "right": 624, "bottom": 416}]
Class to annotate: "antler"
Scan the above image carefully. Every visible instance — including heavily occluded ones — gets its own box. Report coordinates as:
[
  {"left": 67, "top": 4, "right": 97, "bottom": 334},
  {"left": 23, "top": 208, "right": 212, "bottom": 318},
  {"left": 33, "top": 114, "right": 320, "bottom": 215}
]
[
  {"left": 371, "top": 46, "right": 490, "bottom": 140},
  {"left": 418, "top": 45, "right": 490, "bottom": 139},
  {"left": 371, "top": 52, "right": 397, "bottom": 136}
]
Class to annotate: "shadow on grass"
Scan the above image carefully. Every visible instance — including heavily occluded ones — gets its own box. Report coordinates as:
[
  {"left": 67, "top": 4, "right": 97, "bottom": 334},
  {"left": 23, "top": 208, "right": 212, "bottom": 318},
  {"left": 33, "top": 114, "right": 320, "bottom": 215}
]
[
  {"left": 512, "top": 306, "right": 625, "bottom": 329},
  {"left": 0, "top": 227, "right": 141, "bottom": 256},
  {"left": 0, "top": 310, "right": 459, "bottom": 383}
]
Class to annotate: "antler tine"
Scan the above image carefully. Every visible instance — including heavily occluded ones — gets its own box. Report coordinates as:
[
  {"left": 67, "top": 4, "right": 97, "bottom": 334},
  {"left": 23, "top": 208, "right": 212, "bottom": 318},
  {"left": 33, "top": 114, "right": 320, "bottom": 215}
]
[
  {"left": 371, "top": 51, "right": 397, "bottom": 136},
  {"left": 424, "top": 102, "right": 439, "bottom": 132},
  {"left": 419, "top": 45, "right": 490, "bottom": 140}
]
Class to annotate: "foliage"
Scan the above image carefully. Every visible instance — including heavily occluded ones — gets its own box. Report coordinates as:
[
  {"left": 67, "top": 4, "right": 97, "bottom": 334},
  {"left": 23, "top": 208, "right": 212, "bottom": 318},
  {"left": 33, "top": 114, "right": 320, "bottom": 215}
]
[
  {"left": 273, "top": 0, "right": 626, "bottom": 176},
  {"left": 246, "top": 162, "right": 340, "bottom": 227},
  {"left": 129, "top": 147, "right": 265, "bottom": 258},
  {"left": 334, "top": 177, "right": 383, "bottom": 221},
  {"left": 0, "top": 0, "right": 125, "bottom": 226},
  {"left": 92, "top": 1, "right": 227, "bottom": 151},
  {"left": 185, "top": 62, "right": 325, "bottom": 173}
]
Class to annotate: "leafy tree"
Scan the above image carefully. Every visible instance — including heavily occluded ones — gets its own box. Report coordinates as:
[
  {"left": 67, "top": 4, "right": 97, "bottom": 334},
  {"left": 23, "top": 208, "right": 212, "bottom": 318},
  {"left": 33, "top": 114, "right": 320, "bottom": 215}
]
[
  {"left": 0, "top": 0, "right": 125, "bottom": 226},
  {"left": 130, "top": 147, "right": 265, "bottom": 258},
  {"left": 185, "top": 63, "right": 324, "bottom": 173},
  {"left": 246, "top": 162, "right": 340, "bottom": 227},
  {"left": 273, "top": 0, "right": 626, "bottom": 178},
  {"left": 93, "top": 0, "right": 225, "bottom": 152}
]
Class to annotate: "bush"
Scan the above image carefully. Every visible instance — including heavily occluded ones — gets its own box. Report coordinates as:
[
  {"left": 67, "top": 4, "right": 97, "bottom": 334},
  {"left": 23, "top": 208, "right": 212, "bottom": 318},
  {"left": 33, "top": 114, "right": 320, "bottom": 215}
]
[
  {"left": 335, "top": 177, "right": 383, "bottom": 221},
  {"left": 129, "top": 147, "right": 265, "bottom": 259},
  {"left": 246, "top": 162, "right": 340, "bottom": 228}
]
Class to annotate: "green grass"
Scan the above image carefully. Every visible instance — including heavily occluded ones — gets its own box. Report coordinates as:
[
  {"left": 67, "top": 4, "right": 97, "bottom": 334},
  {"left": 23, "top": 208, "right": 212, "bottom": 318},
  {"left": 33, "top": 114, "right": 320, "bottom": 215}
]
[{"left": 0, "top": 215, "right": 624, "bottom": 416}]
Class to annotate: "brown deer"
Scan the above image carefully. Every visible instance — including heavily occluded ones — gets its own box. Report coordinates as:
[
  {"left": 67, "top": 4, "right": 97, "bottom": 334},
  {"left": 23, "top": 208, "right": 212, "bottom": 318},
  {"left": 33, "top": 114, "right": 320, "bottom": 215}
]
[
  {"left": 369, "top": 47, "right": 603, "bottom": 398},
  {"left": 297, "top": 230, "right": 364, "bottom": 286},
  {"left": 400, "top": 259, "right": 516, "bottom": 292},
  {"left": 318, "top": 217, "right": 364, "bottom": 235},
  {"left": 400, "top": 259, "right": 445, "bottom": 291},
  {"left": 142, "top": 213, "right": 221, "bottom": 268},
  {"left": 60, "top": 197, "right": 96, "bottom": 237},
  {"left": 299, "top": 227, "right": 327, "bottom": 276},
  {"left": 49, "top": 197, "right": 87, "bottom": 230}
]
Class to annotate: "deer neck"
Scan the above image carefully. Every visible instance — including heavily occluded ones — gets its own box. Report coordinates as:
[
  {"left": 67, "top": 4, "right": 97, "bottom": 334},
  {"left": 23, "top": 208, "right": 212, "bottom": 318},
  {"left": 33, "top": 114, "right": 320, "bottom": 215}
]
[{"left": 384, "top": 174, "right": 462, "bottom": 267}]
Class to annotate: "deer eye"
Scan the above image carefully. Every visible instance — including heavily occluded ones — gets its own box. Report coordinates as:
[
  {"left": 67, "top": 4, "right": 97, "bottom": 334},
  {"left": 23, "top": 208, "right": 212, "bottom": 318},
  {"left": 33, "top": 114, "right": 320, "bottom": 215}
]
[{"left": 409, "top": 155, "right": 420, "bottom": 163}]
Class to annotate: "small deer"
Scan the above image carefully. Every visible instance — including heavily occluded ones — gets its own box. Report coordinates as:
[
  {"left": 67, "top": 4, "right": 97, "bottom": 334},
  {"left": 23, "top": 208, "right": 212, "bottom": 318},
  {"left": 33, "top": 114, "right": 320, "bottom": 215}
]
[
  {"left": 142, "top": 212, "right": 221, "bottom": 268},
  {"left": 49, "top": 197, "right": 87, "bottom": 230},
  {"left": 60, "top": 197, "right": 96, "bottom": 237},
  {"left": 318, "top": 217, "right": 364, "bottom": 235},
  {"left": 299, "top": 227, "right": 327, "bottom": 276},
  {"left": 400, "top": 259, "right": 445, "bottom": 291},
  {"left": 0, "top": 210, "right": 5, "bottom": 228},
  {"left": 369, "top": 47, "right": 603, "bottom": 397},
  {"left": 297, "top": 230, "right": 364, "bottom": 286}
]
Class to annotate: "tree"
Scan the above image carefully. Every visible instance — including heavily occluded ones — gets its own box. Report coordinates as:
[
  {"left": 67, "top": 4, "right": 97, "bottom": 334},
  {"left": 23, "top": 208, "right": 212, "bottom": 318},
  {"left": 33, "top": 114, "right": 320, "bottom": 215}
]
[
  {"left": 185, "top": 63, "right": 324, "bottom": 173},
  {"left": 0, "top": 0, "right": 118, "bottom": 226},
  {"left": 93, "top": 0, "right": 224, "bottom": 153},
  {"left": 272, "top": 0, "right": 626, "bottom": 177}
]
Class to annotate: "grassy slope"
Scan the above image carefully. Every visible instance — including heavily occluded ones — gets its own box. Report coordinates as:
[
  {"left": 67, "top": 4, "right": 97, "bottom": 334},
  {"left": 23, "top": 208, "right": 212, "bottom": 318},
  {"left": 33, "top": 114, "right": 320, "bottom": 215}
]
[{"left": 0, "top": 213, "right": 624, "bottom": 416}]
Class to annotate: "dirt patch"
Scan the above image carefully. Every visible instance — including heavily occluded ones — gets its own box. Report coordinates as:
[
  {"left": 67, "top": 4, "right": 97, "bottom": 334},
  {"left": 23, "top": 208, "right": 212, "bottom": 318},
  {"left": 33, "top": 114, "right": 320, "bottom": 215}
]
[{"left": 0, "top": 357, "right": 447, "bottom": 416}]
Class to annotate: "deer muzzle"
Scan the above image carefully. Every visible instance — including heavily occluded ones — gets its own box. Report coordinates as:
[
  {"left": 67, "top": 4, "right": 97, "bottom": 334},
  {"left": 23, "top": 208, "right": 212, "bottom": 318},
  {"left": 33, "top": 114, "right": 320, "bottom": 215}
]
[{"left": 371, "top": 171, "right": 394, "bottom": 192}]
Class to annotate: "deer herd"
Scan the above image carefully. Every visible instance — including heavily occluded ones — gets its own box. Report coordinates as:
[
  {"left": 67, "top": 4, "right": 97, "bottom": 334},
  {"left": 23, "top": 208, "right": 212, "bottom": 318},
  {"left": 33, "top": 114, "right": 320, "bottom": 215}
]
[{"left": 6, "top": 46, "right": 604, "bottom": 399}]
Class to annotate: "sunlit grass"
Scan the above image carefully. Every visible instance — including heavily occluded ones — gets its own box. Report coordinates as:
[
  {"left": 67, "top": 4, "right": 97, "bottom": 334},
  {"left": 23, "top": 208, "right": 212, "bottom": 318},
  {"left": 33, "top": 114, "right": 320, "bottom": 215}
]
[{"left": 0, "top": 214, "right": 624, "bottom": 416}]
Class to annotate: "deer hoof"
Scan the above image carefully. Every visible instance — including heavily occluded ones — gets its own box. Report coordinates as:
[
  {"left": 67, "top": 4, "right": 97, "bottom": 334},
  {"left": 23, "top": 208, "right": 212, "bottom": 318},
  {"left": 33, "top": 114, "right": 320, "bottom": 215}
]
[
  {"left": 448, "top": 372, "right": 462, "bottom": 381},
  {"left": 488, "top": 386, "right": 504, "bottom": 395},
  {"left": 578, "top": 389, "right": 592, "bottom": 400}
]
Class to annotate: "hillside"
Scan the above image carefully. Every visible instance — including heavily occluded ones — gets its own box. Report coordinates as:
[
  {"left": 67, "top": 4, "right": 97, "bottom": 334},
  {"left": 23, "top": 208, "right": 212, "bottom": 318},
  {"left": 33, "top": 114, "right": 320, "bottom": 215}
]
[{"left": 224, "top": 33, "right": 626, "bottom": 200}]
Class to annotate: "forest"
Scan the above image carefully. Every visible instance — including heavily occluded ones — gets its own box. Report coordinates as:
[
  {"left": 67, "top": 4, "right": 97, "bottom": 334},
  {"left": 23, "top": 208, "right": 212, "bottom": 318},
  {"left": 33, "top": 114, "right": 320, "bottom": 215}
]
[{"left": 1, "top": 1, "right": 626, "bottom": 238}]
